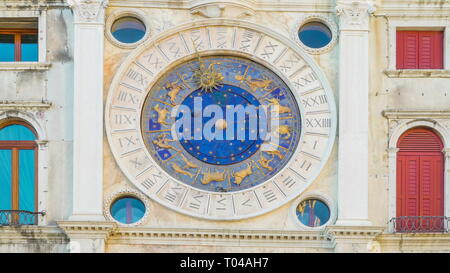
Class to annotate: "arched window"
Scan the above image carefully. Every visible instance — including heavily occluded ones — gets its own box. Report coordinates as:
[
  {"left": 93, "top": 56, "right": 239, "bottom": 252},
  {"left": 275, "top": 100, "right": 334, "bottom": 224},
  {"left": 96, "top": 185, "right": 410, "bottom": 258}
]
[
  {"left": 396, "top": 127, "right": 445, "bottom": 232},
  {"left": 0, "top": 120, "right": 38, "bottom": 225}
]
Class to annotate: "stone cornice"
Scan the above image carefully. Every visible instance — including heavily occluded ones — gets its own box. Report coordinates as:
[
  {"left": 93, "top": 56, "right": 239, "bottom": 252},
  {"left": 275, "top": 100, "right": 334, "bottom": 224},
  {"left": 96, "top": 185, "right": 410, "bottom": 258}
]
[
  {"left": 324, "top": 226, "right": 385, "bottom": 241},
  {"left": 383, "top": 110, "right": 450, "bottom": 119},
  {"left": 67, "top": 0, "right": 108, "bottom": 23},
  {"left": 0, "top": 226, "right": 68, "bottom": 244},
  {"left": 107, "top": 227, "right": 333, "bottom": 248},
  {"left": 0, "top": 100, "right": 52, "bottom": 111},
  {"left": 108, "top": 0, "right": 335, "bottom": 12},
  {"left": 375, "top": 0, "right": 450, "bottom": 17},
  {"left": 0, "top": 1, "right": 68, "bottom": 8},
  {"left": 58, "top": 221, "right": 117, "bottom": 240},
  {"left": 336, "top": 0, "right": 376, "bottom": 31}
]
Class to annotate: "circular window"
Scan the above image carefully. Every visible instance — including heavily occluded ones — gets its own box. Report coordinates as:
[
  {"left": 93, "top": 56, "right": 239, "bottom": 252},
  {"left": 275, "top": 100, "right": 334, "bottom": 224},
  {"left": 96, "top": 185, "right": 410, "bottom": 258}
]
[
  {"left": 298, "top": 22, "right": 332, "bottom": 49},
  {"left": 111, "top": 17, "right": 146, "bottom": 44},
  {"left": 296, "top": 199, "right": 330, "bottom": 227},
  {"left": 110, "top": 196, "right": 146, "bottom": 224}
]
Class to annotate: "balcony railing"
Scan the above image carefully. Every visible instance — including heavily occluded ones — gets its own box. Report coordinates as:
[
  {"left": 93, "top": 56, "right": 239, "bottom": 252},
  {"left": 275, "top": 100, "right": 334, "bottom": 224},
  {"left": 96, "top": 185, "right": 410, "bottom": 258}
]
[
  {"left": 0, "top": 210, "right": 46, "bottom": 226},
  {"left": 389, "top": 216, "right": 449, "bottom": 233}
]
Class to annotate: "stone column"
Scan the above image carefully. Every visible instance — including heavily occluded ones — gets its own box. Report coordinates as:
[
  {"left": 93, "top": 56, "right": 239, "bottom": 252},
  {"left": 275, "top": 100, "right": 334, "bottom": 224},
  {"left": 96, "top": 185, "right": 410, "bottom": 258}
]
[
  {"left": 68, "top": 0, "right": 108, "bottom": 221},
  {"left": 335, "top": 0, "right": 375, "bottom": 226}
]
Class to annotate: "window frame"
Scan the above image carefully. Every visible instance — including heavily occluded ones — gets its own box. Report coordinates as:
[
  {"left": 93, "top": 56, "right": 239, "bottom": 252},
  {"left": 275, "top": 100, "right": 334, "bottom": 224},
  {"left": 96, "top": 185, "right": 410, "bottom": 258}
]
[
  {"left": 385, "top": 18, "right": 450, "bottom": 76},
  {"left": 0, "top": 9, "right": 47, "bottom": 70},
  {"left": 0, "top": 28, "right": 38, "bottom": 62},
  {"left": 0, "top": 120, "right": 38, "bottom": 220}
]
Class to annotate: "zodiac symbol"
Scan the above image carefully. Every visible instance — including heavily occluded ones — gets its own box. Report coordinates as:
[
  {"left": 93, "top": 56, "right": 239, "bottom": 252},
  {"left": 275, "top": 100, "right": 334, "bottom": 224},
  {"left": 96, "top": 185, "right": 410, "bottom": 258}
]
[
  {"left": 273, "top": 125, "right": 292, "bottom": 139},
  {"left": 265, "top": 97, "right": 292, "bottom": 114},
  {"left": 172, "top": 162, "right": 194, "bottom": 178},
  {"left": 180, "top": 154, "right": 198, "bottom": 169},
  {"left": 258, "top": 154, "right": 274, "bottom": 171},
  {"left": 201, "top": 170, "right": 226, "bottom": 185},
  {"left": 165, "top": 80, "right": 183, "bottom": 105},
  {"left": 152, "top": 133, "right": 179, "bottom": 151},
  {"left": 231, "top": 163, "right": 253, "bottom": 185},
  {"left": 153, "top": 104, "right": 170, "bottom": 126},
  {"left": 264, "top": 149, "right": 284, "bottom": 160},
  {"left": 235, "top": 75, "right": 272, "bottom": 92}
]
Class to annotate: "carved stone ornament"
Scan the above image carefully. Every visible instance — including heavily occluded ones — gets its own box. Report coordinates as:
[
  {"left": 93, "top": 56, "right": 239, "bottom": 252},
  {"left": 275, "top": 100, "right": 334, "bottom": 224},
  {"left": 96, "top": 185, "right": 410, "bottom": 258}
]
[
  {"left": 335, "top": 0, "right": 376, "bottom": 30},
  {"left": 67, "top": 0, "right": 109, "bottom": 23},
  {"left": 190, "top": 2, "right": 254, "bottom": 19}
]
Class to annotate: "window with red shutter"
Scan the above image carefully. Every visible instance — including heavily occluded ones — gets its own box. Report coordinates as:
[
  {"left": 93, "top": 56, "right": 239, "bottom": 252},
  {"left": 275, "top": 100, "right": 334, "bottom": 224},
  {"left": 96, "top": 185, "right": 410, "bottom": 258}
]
[
  {"left": 396, "top": 128, "right": 444, "bottom": 232},
  {"left": 396, "top": 31, "right": 443, "bottom": 69}
]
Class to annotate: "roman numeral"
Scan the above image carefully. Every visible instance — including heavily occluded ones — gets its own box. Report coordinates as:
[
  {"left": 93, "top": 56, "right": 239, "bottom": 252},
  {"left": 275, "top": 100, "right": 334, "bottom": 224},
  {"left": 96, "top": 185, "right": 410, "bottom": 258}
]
[
  {"left": 188, "top": 194, "right": 204, "bottom": 210},
  {"left": 302, "top": 95, "right": 327, "bottom": 108},
  {"left": 263, "top": 189, "right": 277, "bottom": 203},
  {"left": 293, "top": 72, "right": 317, "bottom": 89},
  {"left": 118, "top": 135, "right": 138, "bottom": 147},
  {"left": 117, "top": 91, "right": 139, "bottom": 105},
  {"left": 115, "top": 114, "right": 134, "bottom": 125},
  {"left": 305, "top": 118, "right": 331, "bottom": 128},
  {"left": 261, "top": 41, "right": 278, "bottom": 59},
  {"left": 217, "top": 28, "right": 227, "bottom": 48},
  {"left": 239, "top": 30, "right": 254, "bottom": 52},
  {"left": 126, "top": 69, "right": 148, "bottom": 86},
  {"left": 281, "top": 176, "right": 296, "bottom": 188},
  {"left": 141, "top": 172, "right": 164, "bottom": 190}
]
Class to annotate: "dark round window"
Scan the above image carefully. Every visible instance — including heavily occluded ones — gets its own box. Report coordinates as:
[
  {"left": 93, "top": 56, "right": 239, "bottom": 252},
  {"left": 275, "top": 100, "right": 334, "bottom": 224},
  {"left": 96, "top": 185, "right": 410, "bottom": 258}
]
[
  {"left": 110, "top": 196, "right": 146, "bottom": 224},
  {"left": 111, "top": 17, "right": 146, "bottom": 44},
  {"left": 298, "top": 22, "right": 332, "bottom": 49},
  {"left": 296, "top": 199, "right": 330, "bottom": 227}
]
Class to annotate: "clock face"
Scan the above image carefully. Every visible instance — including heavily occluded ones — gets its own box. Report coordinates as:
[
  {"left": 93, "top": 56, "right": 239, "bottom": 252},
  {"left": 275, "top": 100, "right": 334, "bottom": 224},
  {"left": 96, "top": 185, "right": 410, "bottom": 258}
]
[
  {"left": 141, "top": 56, "right": 302, "bottom": 193},
  {"left": 105, "top": 22, "right": 336, "bottom": 220}
]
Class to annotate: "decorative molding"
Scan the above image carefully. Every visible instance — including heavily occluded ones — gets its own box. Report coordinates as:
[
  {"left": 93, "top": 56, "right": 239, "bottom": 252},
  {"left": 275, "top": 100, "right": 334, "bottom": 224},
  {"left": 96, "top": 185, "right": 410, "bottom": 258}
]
[
  {"left": 67, "top": 0, "right": 109, "bottom": 23},
  {"left": 383, "top": 110, "right": 450, "bottom": 119},
  {"left": 384, "top": 70, "right": 450, "bottom": 78},
  {"left": 0, "top": 62, "right": 51, "bottom": 71},
  {"left": 108, "top": 0, "right": 335, "bottom": 12},
  {"left": 103, "top": 188, "right": 151, "bottom": 227},
  {"left": 0, "top": 100, "right": 52, "bottom": 111},
  {"left": 58, "top": 221, "right": 117, "bottom": 240},
  {"left": 324, "top": 226, "right": 385, "bottom": 252},
  {"left": 335, "top": 0, "right": 376, "bottom": 30},
  {"left": 107, "top": 227, "right": 333, "bottom": 249},
  {"left": 190, "top": 2, "right": 254, "bottom": 19},
  {"left": 0, "top": 226, "right": 68, "bottom": 244},
  {"left": 378, "top": 233, "right": 450, "bottom": 252}
]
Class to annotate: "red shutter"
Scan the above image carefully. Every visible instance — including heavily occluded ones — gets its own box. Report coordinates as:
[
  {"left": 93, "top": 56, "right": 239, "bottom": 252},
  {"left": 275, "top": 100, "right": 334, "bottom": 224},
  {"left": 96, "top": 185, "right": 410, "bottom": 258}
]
[
  {"left": 396, "top": 31, "right": 443, "bottom": 69},
  {"left": 396, "top": 128, "right": 444, "bottom": 218}
]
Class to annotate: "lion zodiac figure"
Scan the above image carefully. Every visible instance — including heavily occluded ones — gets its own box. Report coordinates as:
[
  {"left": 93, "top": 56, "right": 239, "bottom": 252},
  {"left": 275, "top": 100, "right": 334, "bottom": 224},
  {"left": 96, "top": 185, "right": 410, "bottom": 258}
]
[{"left": 273, "top": 125, "right": 292, "bottom": 139}]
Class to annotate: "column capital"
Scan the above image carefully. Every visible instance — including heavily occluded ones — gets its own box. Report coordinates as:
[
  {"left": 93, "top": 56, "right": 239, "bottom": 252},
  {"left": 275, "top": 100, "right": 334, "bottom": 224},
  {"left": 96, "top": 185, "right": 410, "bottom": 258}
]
[
  {"left": 335, "top": 0, "right": 376, "bottom": 31},
  {"left": 68, "top": 0, "right": 109, "bottom": 24}
]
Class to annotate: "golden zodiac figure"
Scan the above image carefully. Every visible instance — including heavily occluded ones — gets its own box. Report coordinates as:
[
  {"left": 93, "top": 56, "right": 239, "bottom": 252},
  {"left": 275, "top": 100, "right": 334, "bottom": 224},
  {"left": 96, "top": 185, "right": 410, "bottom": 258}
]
[
  {"left": 264, "top": 149, "right": 284, "bottom": 160},
  {"left": 201, "top": 170, "right": 226, "bottom": 185},
  {"left": 152, "top": 133, "right": 179, "bottom": 151},
  {"left": 235, "top": 75, "right": 273, "bottom": 93},
  {"left": 258, "top": 154, "right": 274, "bottom": 171},
  {"left": 165, "top": 80, "right": 183, "bottom": 105},
  {"left": 172, "top": 162, "right": 194, "bottom": 178},
  {"left": 153, "top": 104, "right": 170, "bottom": 126},
  {"left": 231, "top": 163, "right": 253, "bottom": 185},
  {"left": 180, "top": 154, "right": 198, "bottom": 169},
  {"left": 265, "top": 98, "right": 292, "bottom": 114},
  {"left": 274, "top": 125, "right": 292, "bottom": 139}
]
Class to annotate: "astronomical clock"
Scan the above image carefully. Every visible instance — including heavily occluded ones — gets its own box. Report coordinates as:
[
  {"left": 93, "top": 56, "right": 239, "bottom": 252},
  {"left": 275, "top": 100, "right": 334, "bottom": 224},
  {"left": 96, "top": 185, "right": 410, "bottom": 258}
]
[{"left": 105, "top": 20, "right": 336, "bottom": 220}]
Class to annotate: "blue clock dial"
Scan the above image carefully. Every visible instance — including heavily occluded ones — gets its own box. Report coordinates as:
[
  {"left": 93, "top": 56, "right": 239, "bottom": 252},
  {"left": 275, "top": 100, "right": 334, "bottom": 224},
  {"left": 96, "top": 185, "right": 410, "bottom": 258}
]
[{"left": 141, "top": 56, "right": 301, "bottom": 193}]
